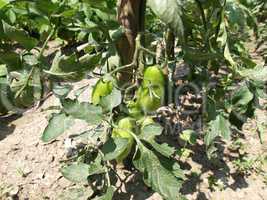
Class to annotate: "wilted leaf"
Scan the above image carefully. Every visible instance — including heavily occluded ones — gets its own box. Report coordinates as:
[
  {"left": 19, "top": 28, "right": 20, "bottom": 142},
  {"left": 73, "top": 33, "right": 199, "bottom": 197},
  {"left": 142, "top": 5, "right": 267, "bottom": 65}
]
[
  {"left": 52, "top": 84, "right": 73, "bottom": 99},
  {"left": 44, "top": 52, "right": 101, "bottom": 81},
  {"left": 239, "top": 65, "right": 267, "bottom": 82}
]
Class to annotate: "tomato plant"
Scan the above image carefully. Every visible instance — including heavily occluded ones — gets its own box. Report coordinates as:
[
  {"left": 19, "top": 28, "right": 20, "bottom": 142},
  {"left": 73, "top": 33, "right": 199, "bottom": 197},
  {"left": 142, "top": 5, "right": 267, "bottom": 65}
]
[{"left": 0, "top": 0, "right": 266, "bottom": 199}]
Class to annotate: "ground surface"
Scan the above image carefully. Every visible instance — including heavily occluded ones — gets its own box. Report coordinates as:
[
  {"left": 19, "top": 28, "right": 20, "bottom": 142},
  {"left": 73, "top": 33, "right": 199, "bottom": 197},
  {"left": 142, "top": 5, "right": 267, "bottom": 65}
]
[
  {"left": 0, "top": 78, "right": 266, "bottom": 200},
  {"left": 0, "top": 39, "right": 267, "bottom": 200}
]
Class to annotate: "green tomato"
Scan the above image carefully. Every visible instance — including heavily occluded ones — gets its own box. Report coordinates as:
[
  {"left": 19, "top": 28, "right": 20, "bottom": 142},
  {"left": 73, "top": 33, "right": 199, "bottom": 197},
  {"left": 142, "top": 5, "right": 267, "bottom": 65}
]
[
  {"left": 112, "top": 117, "right": 136, "bottom": 163},
  {"left": 143, "top": 65, "right": 165, "bottom": 87},
  {"left": 91, "top": 79, "right": 113, "bottom": 105},
  {"left": 112, "top": 117, "right": 135, "bottom": 138},
  {"left": 137, "top": 85, "right": 164, "bottom": 113},
  {"left": 127, "top": 100, "right": 143, "bottom": 119}
]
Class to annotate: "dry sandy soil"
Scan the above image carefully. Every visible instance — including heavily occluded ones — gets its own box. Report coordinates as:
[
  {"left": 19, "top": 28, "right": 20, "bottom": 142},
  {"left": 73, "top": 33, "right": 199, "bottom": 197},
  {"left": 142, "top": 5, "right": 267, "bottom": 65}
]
[{"left": 0, "top": 78, "right": 266, "bottom": 200}]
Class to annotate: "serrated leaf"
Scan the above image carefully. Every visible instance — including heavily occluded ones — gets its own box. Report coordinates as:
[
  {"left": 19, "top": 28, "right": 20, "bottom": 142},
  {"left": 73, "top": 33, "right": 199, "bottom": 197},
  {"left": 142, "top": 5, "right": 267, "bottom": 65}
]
[
  {"left": 62, "top": 99, "right": 103, "bottom": 125},
  {"left": 102, "top": 138, "right": 129, "bottom": 161},
  {"left": 133, "top": 145, "right": 183, "bottom": 200},
  {"left": 41, "top": 113, "right": 73, "bottom": 143},
  {"left": 204, "top": 114, "right": 231, "bottom": 147},
  {"left": 2, "top": 21, "right": 38, "bottom": 50},
  {"left": 147, "top": 0, "right": 184, "bottom": 40}
]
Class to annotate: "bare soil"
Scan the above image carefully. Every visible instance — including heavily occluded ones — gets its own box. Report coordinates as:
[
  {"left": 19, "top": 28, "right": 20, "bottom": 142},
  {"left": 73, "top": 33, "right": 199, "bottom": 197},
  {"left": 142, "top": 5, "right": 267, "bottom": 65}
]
[{"left": 0, "top": 79, "right": 266, "bottom": 200}]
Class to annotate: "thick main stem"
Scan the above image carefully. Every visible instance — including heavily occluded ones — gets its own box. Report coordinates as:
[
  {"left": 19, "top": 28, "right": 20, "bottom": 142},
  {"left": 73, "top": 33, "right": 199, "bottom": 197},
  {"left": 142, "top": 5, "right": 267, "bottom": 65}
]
[{"left": 116, "top": 0, "right": 146, "bottom": 85}]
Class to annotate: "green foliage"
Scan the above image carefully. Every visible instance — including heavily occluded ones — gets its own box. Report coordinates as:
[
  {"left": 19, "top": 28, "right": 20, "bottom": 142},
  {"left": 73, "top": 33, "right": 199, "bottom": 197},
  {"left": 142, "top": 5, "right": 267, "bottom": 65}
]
[{"left": 0, "top": 0, "right": 266, "bottom": 199}]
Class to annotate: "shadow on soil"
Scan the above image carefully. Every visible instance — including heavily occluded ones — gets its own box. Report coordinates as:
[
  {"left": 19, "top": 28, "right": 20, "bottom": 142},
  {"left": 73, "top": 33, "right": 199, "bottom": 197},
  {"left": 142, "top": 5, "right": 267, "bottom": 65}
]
[
  {"left": 113, "top": 171, "right": 155, "bottom": 200},
  {"left": 0, "top": 114, "right": 21, "bottom": 141},
  {"left": 180, "top": 141, "right": 249, "bottom": 199}
]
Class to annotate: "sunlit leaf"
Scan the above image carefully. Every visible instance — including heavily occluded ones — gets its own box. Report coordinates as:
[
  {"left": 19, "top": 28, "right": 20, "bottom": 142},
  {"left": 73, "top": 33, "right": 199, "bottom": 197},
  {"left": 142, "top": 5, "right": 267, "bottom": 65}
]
[
  {"left": 61, "top": 163, "right": 105, "bottom": 183},
  {"left": 41, "top": 113, "right": 73, "bottom": 143},
  {"left": 62, "top": 99, "right": 103, "bottom": 125},
  {"left": 147, "top": 0, "right": 184, "bottom": 40},
  {"left": 102, "top": 138, "right": 129, "bottom": 161},
  {"left": 204, "top": 114, "right": 231, "bottom": 147}
]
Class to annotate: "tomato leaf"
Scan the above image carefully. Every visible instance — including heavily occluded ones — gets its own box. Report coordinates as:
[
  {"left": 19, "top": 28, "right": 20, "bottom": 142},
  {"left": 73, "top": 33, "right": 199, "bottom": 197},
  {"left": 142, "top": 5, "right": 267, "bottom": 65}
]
[
  {"left": 93, "top": 187, "right": 115, "bottom": 200},
  {"left": 2, "top": 20, "right": 38, "bottom": 50},
  {"left": 41, "top": 113, "right": 73, "bottom": 143},
  {"left": 147, "top": 0, "right": 184, "bottom": 40},
  {"left": 102, "top": 138, "right": 129, "bottom": 161},
  {"left": 61, "top": 163, "right": 105, "bottom": 183},
  {"left": 204, "top": 114, "right": 231, "bottom": 147},
  {"left": 133, "top": 144, "right": 183, "bottom": 200},
  {"left": 139, "top": 123, "right": 163, "bottom": 141},
  {"left": 100, "top": 87, "right": 122, "bottom": 112},
  {"left": 58, "top": 187, "right": 94, "bottom": 200},
  {"left": 62, "top": 99, "right": 103, "bottom": 125},
  {"left": 0, "top": 0, "right": 9, "bottom": 9},
  {"left": 180, "top": 130, "right": 197, "bottom": 145}
]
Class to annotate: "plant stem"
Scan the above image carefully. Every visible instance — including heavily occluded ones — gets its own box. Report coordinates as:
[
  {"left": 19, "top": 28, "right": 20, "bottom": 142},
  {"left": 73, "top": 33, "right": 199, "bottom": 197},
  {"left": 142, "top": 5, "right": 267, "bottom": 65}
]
[
  {"left": 38, "top": 27, "right": 55, "bottom": 59},
  {"left": 195, "top": 0, "right": 207, "bottom": 31},
  {"left": 98, "top": 150, "right": 111, "bottom": 187},
  {"left": 15, "top": 27, "right": 55, "bottom": 99},
  {"left": 109, "top": 33, "right": 165, "bottom": 76}
]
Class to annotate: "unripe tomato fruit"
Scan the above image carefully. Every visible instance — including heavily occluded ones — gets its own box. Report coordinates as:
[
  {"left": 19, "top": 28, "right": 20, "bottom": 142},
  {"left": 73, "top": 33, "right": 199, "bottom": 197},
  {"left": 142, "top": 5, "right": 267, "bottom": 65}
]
[
  {"left": 112, "top": 117, "right": 136, "bottom": 163},
  {"left": 137, "top": 85, "right": 164, "bottom": 113},
  {"left": 112, "top": 117, "right": 135, "bottom": 139},
  {"left": 91, "top": 79, "right": 113, "bottom": 105},
  {"left": 143, "top": 65, "right": 165, "bottom": 87},
  {"left": 127, "top": 100, "right": 143, "bottom": 119}
]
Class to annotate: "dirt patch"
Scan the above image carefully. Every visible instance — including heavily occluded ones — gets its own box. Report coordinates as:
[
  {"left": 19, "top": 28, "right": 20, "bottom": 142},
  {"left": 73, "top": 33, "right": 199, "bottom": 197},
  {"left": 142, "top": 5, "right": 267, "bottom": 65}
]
[{"left": 0, "top": 80, "right": 267, "bottom": 200}]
